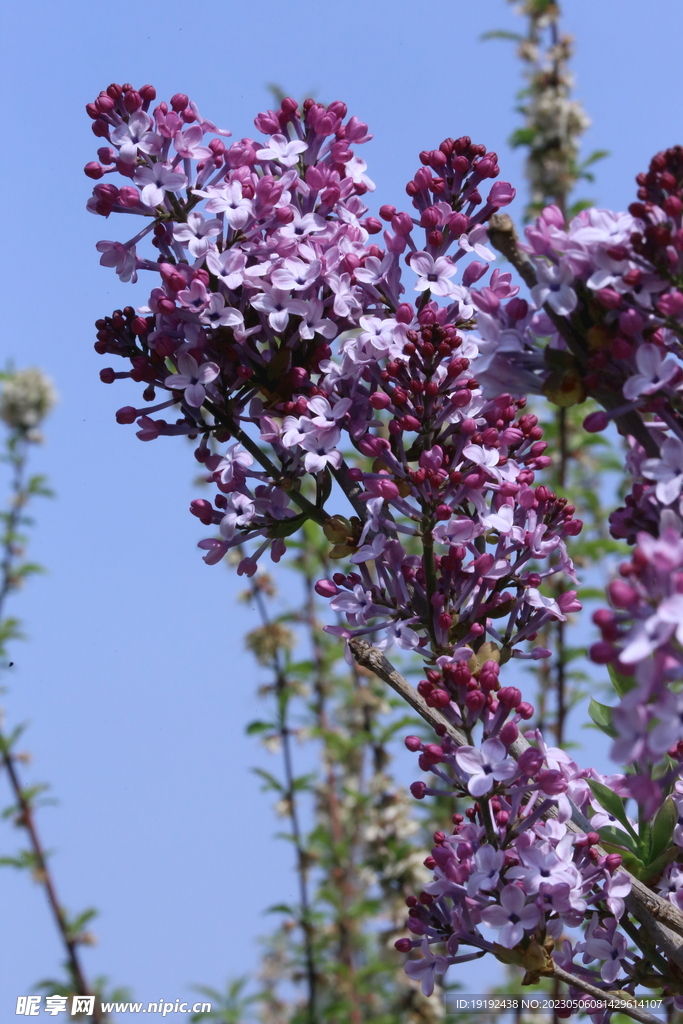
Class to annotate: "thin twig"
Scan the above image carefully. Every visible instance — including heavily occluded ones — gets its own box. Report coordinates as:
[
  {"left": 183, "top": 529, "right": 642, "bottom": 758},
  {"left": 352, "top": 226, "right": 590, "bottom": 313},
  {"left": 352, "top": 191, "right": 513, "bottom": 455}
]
[
  {"left": 0, "top": 434, "right": 100, "bottom": 1018},
  {"left": 301, "top": 569, "right": 363, "bottom": 1024},
  {"left": 250, "top": 581, "right": 319, "bottom": 1024},
  {"left": 1, "top": 750, "right": 99, "bottom": 1019},
  {"left": 549, "top": 962, "right": 664, "bottom": 1024}
]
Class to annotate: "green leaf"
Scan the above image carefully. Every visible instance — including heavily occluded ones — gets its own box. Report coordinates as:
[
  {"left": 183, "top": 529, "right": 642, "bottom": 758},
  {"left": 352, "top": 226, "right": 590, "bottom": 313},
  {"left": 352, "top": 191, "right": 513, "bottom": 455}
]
[
  {"left": 509, "top": 127, "right": 537, "bottom": 148},
  {"left": 245, "top": 720, "right": 274, "bottom": 735},
  {"left": 598, "top": 828, "right": 639, "bottom": 857},
  {"left": 588, "top": 779, "right": 636, "bottom": 837},
  {"left": 588, "top": 698, "right": 617, "bottom": 738},
  {"left": 291, "top": 772, "right": 316, "bottom": 792},
  {"left": 607, "top": 848, "right": 646, "bottom": 878},
  {"left": 251, "top": 767, "right": 284, "bottom": 794},
  {"left": 264, "top": 903, "right": 295, "bottom": 916},
  {"left": 642, "top": 845, "right": 678, "bottom": 882},
  {"left": 580, "top": 149, "right": 610, "bottom": 169},
  {"left": 567, "top": 199, "right": 595, "bottom": 218},
  {"left": 608, "top": 663, "right": 636, "bottom": 697},
  {"left": 650, "top": 797, "right": 676, "bottom": 863},
  {"left": 480, "top": 28, "right": 523, "bottom": 41},
  {"left": 269, "top": 511, "right": 309, "bottom": 538}
]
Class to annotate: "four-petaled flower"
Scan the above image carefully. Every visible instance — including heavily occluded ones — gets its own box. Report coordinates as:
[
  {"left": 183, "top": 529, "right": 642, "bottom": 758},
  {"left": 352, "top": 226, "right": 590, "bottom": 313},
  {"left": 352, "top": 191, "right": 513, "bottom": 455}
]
[
  {"left": 173, "top": 212, "right": 221, "bottom": 258},
  {"left": 623, "top": 343, "right": 679, "bottom": 401},
  {"left": 467, "top": 846, "right": 505, "bottom": 896},
  {"left": 459, "top": 224, "right": 496, "bottom": 262},
  {"left": 96, "top": 241, "right": 137, "bottom": 282},
  {"left": 531, "top": 259, "right": 578, "bottom": 315},
  {"left": 403, "top": 939, "right": 450, "bottom": 997},
  {"left": 165, "top": 353, "right": 220, "bottom": 407},
  {"left": 329, "top": 584, "right": 377, "bottom": 625},
  {"left": 580, "top": 923, "right": 628, "bottom": 984},
  {"left": 199, "top": 294, "right": 245, "bottom": 330},
  {"left": 111, "top": 111, "right": 162, "bottom": 164},
  {"left": 411, "top": 252, "right": 458, "bottom": 297},
  {"left": 134, "top": 163, "right": 188, "bottom": 208},
  {"left": 219, "top": 493, "right": 256, "bottom": 540},
  {"left": 480, "top": 884, "right": 541, "bottom": 948},
  {"left": 193, "top": 182, "right": 253, "bottom": 230},
  {"left": 641, "top": 435, "right": 683, "bottom": 504},
  {"left": 455, "top": 738, "right": 517, "bottom": 797},
  {"left": 256, "top": 134, "right": 308, "bottom": 167}
]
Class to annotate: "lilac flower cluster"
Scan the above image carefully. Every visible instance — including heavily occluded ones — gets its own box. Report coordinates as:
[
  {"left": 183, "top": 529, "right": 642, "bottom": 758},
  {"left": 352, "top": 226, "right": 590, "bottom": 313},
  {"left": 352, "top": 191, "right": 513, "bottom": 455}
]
[
  {"left": 84, "top": 86, "right": 683, "bottom": 1013},
  {"left": 397, "top": 726, "right": 633, "bottom": 1001},
  {"left": 86, "top": 83, "right": 583, "bottom": 665},
  {"left": 468, "top": 148, "right": 683, "bottom": 812}
]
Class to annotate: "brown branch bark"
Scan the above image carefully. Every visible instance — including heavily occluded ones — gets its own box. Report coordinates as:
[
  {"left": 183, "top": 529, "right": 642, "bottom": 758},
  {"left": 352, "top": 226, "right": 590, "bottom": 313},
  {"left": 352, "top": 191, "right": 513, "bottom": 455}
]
[{"left": 549, "top": 962, "right": 664, "bottom": 1024}]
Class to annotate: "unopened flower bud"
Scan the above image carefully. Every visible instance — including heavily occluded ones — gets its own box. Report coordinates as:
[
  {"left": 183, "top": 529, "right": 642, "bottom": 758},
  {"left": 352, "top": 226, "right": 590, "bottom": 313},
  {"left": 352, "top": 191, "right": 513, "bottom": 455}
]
[
  {"left": 84, "top": 161, "right": 104, "bottom": 179},
  {"left": 423, "top": 743, "right": 444, "bottom": 763},
  {"left": 465, "top": 690, "right": 486, "bottom": 712},
  {"left": 538, "top": 769, "right": 567, "bottom": 795},
  {"left": 590, "top": 641, "right": 615, "bottom": 664},
  {"left": 462, "top": 261, "right": 487, "bottom": 287},
  {"left": 123, "top": 90, "right": 143, "bottom": 112},
  {"left": 170, "top": 92, "right": 189, "bottom": 112},
  {"left": 314, "top": 579, "right": 339, "bottom": 598},
  {"left": 619, "top": 308, "right": 644, "bottom": 336},
  {"left": 583, "top": 410, "right": 609, "bottom": 433},
  {"left": 488, "top": 181, "right": 515, "bottom": 207},
  {"left": 608, "top": 580, "right": 637, "bottom": 608},
  {"left": 189, "top": 499, "right": 214, "bottom": 524},
  {"left": 426, "top": 688, "right": 451, "bottom": 709},
  {"left": 518, "top": 747, "right": 543, "bottom": 776},
  {"left": 499, "top": 721, "right": 518, "bottom": 746},
  {"left": 392, "top": 212, "right": 413, "bottom": 236},
  {"left": 497, "top": 686, "right": 521, "bottom": 709}
]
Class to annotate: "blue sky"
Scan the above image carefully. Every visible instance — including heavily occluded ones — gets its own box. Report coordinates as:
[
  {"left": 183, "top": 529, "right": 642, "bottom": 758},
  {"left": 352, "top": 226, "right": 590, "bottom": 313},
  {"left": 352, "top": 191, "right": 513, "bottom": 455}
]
[{"left": 0, "top": 0, "right": 681, "bottom": 1014}]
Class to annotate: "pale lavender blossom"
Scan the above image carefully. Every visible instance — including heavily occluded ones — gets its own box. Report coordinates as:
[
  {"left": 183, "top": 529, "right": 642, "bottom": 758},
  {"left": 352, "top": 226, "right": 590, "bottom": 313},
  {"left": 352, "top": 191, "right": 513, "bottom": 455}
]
[
  {"left": 641, "top": 435, "right": 683, "bottom": 504},
  {"left": 164, "top": 354, "right": 220, "bottom": 407},
  {"left": 173, "top": 212, "right": 221, "bottom": 258},
  {"left": 403, "top": 939, "right": 450, "bottom": 997},
  {"left": 530, "top": 259, "right": 578, "bottom": 315},
  {"left": 410, "top": 252, "right": 458, "bottom": 297},
  {"left": 623, "top": 343, "right": 679, "bottom": 401},
  {"left": 135, "top": 163, "right": 188, "bottom": 208},
  {"left": 480, "top": 884, "right": 541, "bottom": 948},
  {"left": 256, "top": 134, "right": 308, "bottom": 167},
  {"left": 455, "top": 739, "right": 517, "bottom": 797}
]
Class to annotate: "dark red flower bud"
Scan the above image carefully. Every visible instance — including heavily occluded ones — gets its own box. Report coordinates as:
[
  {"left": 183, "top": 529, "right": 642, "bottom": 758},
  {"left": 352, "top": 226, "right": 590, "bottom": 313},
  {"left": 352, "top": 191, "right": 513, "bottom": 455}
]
[{"left": 116, "top": 406, "right": 138, "bottom": 424}]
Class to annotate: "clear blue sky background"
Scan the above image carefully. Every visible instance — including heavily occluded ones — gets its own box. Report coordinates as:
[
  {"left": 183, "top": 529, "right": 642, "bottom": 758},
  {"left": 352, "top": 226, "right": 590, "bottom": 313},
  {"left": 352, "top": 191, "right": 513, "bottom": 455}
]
[{"left": 0, "top": 0, "right": 681, "bottom": 1015}]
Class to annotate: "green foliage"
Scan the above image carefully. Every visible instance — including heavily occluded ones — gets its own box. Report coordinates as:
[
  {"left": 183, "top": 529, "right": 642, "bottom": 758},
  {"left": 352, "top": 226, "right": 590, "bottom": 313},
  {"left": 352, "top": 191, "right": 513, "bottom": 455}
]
[
  {"left": 190, "top": 979, "right": 260, "bottom": 1023},
  {"left": 587, "top": 780, "right": 635, "bottom": 835},
  {"left": 587, "top": 698, "right": 617, "bottom": 739}
]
